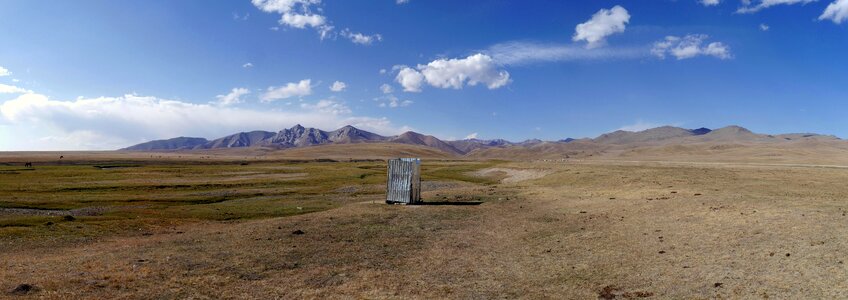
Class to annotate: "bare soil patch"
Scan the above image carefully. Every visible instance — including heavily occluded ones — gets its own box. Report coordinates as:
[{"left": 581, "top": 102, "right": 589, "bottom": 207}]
[{"left": 472, "top": 167, "right": 552, "bottom": 183}]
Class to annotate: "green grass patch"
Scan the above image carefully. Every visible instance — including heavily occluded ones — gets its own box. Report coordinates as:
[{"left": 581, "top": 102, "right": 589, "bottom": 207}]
[{"left": 0, "top": 160, "right": 499, "bottom": 243}]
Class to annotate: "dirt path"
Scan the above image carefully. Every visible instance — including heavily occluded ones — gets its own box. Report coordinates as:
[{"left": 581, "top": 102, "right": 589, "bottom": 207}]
[{"left": 472, "top": 167, "right": 552, "bottom": 183}]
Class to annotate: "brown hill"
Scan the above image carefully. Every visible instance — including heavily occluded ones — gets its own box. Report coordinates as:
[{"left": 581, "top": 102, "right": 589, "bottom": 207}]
[
  {"left": 594, "top": 126, "right": 702, "bottom": 144},
  {"left": 389, "top": 131, "right": 463, "bottom": 155}
]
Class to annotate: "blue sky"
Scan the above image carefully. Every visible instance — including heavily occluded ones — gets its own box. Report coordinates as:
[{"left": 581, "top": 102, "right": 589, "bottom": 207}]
[{"left": 1, "top": 0, "right": 847, "bottom": 150}]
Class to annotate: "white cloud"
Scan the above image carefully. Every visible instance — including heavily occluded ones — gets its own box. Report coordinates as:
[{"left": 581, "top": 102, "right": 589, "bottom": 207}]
[
  {"left": 700, "top": 0, "right": 721, "bottom": 5},
  {"left": 760, "top": 23, "right": 770, "bottom": 31},
  {"left": 0, "top": 66, "right": 9, "bottom": 77},
  {"left": 251, "top": 0, "right": 334, "bottom": 39},
  {"left": 617, "top": 121, "right": 664, "bottom": 132},
  {"left": 379, "top": 68, "right": 387, "bottom": 74},
  {"left": 420, "top": 54, "right": 510, "bottom": 90},
  {"left": 820, "top": 0, "right": 848, "bottom": 23},
  {"left": 243, "top": 62, "right": 254, "bottom": 68},
  {"left": 651, "top": 34, "right": 732, "bottom": 60},
  {"left": 572, "top": 5, "right": 630, "bottom": 48},
  {"left": 0, "top": 92, "right": 407, "bottom": 150},
  {"left": 0, "top": 84, "right": 32, "bottom": 94},
  {"left": 737, "top": 0, "right": 816, "bottom": 13},
  {"left": 464, "top": 132, "right": 478, "bottom": 139},
  {"left": 215, "top": 88, "right": 250, "bottom": 106},
  {"left": 395, "top": 67, "right": 425, "bottom": 92},
  {"left": 395, "top": 53, "right": 510, "bottom": 92},
  {"left": 374, "top": 94, "right": 413, "bottom": 108},
  {"left": 397, "top": 0, "right": 410, "bottom": 4},
  {"left": 329, "top": 81, "right": 346, "bottom": 92},
  {"left": 281, "top": 12, "right": 326, "bottom": 28},
  {"left": 260, "top": 79, "right": 313, "bottom": 102},
  {"left": 485, "top": 41, "right": 647, "bottom": 65},
  {"left": 380, "top": 83, "right": 393, "bottom": 94},
  {"left": 299, "top": 99, "right": 351, "bottom": 114},
  {"left": 341, "top": 29, "right": 383, "bottom": 45}
]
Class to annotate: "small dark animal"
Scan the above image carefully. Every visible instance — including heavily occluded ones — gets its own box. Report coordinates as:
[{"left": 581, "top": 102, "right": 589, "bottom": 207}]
[
  {"left": 24, "top": 162, "right": 32, "bottom": 168},
  {"left": 59, "top": 155, "right": 64, "bottom": 159}
]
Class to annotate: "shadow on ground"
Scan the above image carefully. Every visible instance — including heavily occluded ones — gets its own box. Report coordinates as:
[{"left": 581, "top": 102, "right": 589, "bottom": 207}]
[{"left": 416, "top": 201, "right": 484, "bottom": 206}]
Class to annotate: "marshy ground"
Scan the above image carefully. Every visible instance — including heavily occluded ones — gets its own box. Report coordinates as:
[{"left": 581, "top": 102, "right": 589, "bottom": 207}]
[{"left": 2, "top": 155, "right": 848, "bottom": 298}]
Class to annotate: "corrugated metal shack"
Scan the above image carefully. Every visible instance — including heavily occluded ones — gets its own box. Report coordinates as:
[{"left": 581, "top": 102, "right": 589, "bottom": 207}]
[{"left": 386, "top": 158, "right": 421, "bottom": 204}]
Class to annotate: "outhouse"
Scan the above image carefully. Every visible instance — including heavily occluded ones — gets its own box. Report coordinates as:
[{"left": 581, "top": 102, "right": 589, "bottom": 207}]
[{"left": 386, "top": 158, "right": 421, "bottom": 204}]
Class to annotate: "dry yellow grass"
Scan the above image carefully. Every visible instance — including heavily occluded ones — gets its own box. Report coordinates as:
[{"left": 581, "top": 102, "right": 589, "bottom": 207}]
[{"left": 2, "top": 154, "right": 848, "bottom": 298}]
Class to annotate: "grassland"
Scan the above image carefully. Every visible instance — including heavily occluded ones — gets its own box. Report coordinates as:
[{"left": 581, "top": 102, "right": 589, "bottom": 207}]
[
  {"left": 3, "top": 152, "right": 848, "bottom": 298},
  {"left": 0, "top": 157, "right": 498, "bottom": 250}
]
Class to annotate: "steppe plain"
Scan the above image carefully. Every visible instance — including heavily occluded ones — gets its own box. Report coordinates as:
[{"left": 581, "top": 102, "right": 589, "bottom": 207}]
[{"left": 2, "top": 140, "right": 848, "bottom": 299}]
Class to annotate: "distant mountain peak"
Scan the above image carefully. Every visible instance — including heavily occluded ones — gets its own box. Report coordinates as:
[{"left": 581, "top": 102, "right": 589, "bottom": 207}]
[
  {"left": 121, "top": 136, "right": 209, "bottom": 151},
  {"left": 690, "top": 127, "right": 712, "bottom": 135}
]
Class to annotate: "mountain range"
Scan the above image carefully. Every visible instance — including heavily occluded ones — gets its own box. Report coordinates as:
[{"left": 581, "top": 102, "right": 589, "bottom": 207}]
[{"left": 122, "top": 124, "right": 842, "bottom": 156}]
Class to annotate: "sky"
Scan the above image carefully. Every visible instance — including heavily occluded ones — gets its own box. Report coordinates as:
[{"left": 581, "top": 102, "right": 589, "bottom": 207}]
[{"left": 1, "top": 0, "right": 847, "bottom": 150}]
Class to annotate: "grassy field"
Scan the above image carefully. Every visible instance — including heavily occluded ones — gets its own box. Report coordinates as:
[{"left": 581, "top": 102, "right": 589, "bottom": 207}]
[
  {"left": 0, "top": 158, "right": 499, "bottom": 250},
  {"left": 3, "top": 153, "right": 848, "bottom": 298}
]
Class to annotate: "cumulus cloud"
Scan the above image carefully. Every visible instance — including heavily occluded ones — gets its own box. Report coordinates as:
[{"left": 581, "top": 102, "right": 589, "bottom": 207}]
[
  {"left": 820, "top": 0, "right": 848, "bottom": 23},
  {"left": 395, "top": 53, "right": 510, "bottom": 92},
  {"left": 464, "top": 132, "right": 478, "bottom": 139},
  {"left": 572, "top": 5, "right": 630, "bottom": 48},
  {"left": 0, "top": 84, "right": 32, "bottom": 94},
  {"left": 737, "top": 0, "right": 816, "bottom": 13},
  {"left": 215, "top": 88, "right": 250, "bottom": 106},
  {"left": 760, "top": 23, "right": 771, "bottom": 30},
  {"left": 260, "top": 79, "right": 313, "bottom": 102},
  {"left": 651, "top": 34, "right": 732, "bottom": 60},
  {"left": 243, "top": 62, "right": 254, "bottom": 68},
  {"left": 380, "top": 83, "right": 393, "bottom": 94},
  {"left": 395, "top": 67, "right": 425, "bottom": 92},
  {"left": 0, "top": 92, "right": 407, "bottom": 150},
  {"left": 330, "top": 81, "right": 346, "bottom": 92},
  {"left": 397, "top": 0, "right": 410, "bottom": 4},
  {"left": 0, "top": 66, "right": 9, "bottom": 77},
  {"left": 700, "top": 0, "right": 721, "bottom": 5},
  {"left": 281, "top": 12, "right": 325, "bottom": 28},
  {"left": 341, "top": 29, "right": 383, "bottom": 45},
  {"left": 485, "top": 41, "right": 647, "bottom": 65},
  {"left": 251, "top": 0, "right": 334, "bottom": 39}
]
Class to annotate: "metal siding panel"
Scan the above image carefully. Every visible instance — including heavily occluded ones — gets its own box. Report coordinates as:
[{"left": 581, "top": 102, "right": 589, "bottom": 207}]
[{"left": 386, "top": 158, "right": 420, "bottom": 204}]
